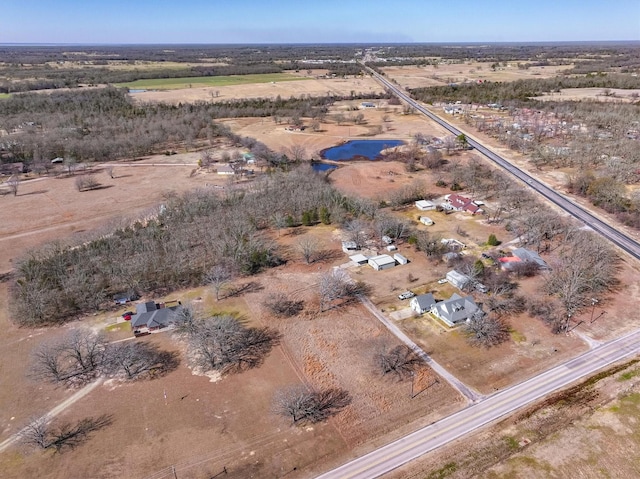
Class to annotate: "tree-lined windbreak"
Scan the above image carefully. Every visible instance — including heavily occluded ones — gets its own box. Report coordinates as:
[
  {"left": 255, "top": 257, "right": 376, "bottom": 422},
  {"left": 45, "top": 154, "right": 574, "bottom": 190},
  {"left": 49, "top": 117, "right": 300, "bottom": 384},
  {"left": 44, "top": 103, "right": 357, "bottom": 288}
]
[{"left": 10, "top": 167, "right": 359, "bottom": 326}]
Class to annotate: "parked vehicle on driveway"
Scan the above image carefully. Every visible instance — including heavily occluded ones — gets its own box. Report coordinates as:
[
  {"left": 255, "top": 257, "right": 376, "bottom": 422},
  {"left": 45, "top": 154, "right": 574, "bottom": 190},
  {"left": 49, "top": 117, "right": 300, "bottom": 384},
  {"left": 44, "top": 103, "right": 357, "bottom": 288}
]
[{"left": 398, "top": 291, "right": 415, "bottom": 300}]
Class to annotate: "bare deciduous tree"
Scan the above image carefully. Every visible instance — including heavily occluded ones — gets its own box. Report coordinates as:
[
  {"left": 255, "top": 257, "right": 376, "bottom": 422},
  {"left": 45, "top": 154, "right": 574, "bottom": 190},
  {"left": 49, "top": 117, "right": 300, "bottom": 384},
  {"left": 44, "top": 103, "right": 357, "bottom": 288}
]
[
  {"left": 21, "top": 415, "right": 113, "bottom": 453},
  {"left": 31, "top": 330, "right": 108, "bottom": 386},
  {"left": 206, "top": 262, "right": 234, "bottom": 301},
  {"left": 545, "top": 231, "right": 618, "bottom": 330},
  {"left": 274, "top": 385, "right": 352, "bottom": 424},
  {"left": 463, "top": 311, "right": 510, "bottom": 347},
  {"left": 75, "top": 173, "right": 100, "bottom": 192},
  {"left": 297, "top": 237, "right": 320, "bottom": 264},
  {"left": 106, "top": 342, "right": 179, "bottom": 380},
  {"left": 264, "top": 293, "right": 304, "bottom": 317},
  {"left": 170, "top": 303, "right": 199, "bottom": 336},
  {"left": 104, "top": 165, "right": 114, "bottom": 179},
  {"left": 184, "top": 315, "right": 280, "bottom": 374},
  {"left": 319, "top": 269, "right": 364, "bottom": 312},
  {"left": 374, "top": 345, "right": 423, "bottom": 380}
]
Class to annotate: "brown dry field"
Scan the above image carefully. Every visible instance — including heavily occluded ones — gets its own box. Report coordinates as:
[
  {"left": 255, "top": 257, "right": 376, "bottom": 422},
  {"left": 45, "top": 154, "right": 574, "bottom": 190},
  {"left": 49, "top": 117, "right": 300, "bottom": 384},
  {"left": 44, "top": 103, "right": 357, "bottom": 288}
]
[
  {"left": 533, "top": 87, "right": 640, "bottom": 103},
  {"left": 381, "top": 62, "right": 574, "bottom": 89},
  {"left": 0, "top": 226, "right": 464, "bottom": 479},
  {"left": 0, "top": 159, "right": 218, "bottom": 274},
  {"left": 130, "top": 70, "right": 384, "bottom": 104},
  {"left": 386, "top": 360, "right": 640, "bottom": 479}
]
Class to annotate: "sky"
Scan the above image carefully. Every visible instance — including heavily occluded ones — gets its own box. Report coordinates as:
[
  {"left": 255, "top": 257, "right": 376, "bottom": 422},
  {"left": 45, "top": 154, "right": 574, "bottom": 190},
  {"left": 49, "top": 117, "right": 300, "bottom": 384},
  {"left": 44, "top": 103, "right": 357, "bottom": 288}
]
[{"left": 1, "top": 0, "right": 639, "bottom": 44}]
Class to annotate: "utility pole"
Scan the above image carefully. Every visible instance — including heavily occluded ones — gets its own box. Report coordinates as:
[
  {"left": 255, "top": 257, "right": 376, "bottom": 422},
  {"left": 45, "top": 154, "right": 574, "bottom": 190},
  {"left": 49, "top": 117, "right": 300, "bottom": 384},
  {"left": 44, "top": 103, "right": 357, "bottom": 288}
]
[
  {"left": 590, "top": 298, "right": 599, "bottom": 323},
  {"left": 172, "top": 465, "right": 178, "bottom": 479}
]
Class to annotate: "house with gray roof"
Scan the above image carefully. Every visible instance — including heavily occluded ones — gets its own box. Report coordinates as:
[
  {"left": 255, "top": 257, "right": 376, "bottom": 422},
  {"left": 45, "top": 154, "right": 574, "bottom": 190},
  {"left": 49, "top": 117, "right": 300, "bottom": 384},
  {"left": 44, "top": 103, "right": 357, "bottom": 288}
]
[
  {"left": 430, "top": 293, "right": 479, "bottom": 327},
  {"left": 410, "top": 293, "right": 436, "bottom": 315},
  {"left": 130, "top": 300, "right": 182, "bottom": 337}
]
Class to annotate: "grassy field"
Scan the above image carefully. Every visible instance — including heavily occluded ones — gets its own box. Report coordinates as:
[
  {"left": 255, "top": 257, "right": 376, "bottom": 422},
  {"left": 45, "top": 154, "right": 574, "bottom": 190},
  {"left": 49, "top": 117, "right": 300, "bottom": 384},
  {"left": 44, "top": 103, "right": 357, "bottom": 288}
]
[
  {"left": 0, "top": 93, "right": 10, "bottom": 99},
  {"left": 116, "top": 73, "right": 308, "bottom": 90}
]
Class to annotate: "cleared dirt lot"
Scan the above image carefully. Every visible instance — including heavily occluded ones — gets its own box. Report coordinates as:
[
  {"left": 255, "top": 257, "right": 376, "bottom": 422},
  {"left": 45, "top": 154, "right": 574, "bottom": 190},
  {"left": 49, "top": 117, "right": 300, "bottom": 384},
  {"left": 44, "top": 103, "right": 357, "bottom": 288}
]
[{"left": 382, "top": 62, "right": 574, "bottom": 90}]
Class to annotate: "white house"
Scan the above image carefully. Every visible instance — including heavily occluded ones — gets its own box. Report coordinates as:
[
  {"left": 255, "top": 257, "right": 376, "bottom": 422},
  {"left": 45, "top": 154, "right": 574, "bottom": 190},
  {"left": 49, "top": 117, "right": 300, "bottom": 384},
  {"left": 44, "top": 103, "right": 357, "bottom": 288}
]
[
  {"left": 393, "top": 253, "right": 408, "bottom": 265},
  {"left": 419, "top": 216, "right": 434, "bottom": 226},
  {"left": 410, "top": 293, "right": 436, "bottom": 314},
  {"left": 415, "top": 200, "right": 436, "bottom": 211},
  {"left": 216, "top": 164, "right": 235, "bottom": 175},
  {"left": 368, "top": 254, "right": 396, "bottom": 271},
  {"left": 430, "top": 293, "right": 479, "bottom": 327},
  {"left": 446, "top": 270, "right": 472, "bottom": 290}
]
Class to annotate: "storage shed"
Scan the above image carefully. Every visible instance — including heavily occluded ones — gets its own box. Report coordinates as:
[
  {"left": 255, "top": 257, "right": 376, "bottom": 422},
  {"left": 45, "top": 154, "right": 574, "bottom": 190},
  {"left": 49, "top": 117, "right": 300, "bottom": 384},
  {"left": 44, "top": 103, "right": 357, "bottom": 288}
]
[
  {"left": 393, "top": 253, "right": 408, "bottom": 265},
  {"left": 368, "top": 254, "right": 396, "bottom": 271}
]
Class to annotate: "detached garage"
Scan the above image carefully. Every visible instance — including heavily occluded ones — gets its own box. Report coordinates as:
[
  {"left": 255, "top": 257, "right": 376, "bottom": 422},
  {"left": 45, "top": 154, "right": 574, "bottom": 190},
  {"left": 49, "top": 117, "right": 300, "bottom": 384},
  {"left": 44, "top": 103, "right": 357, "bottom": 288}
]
[{"left": 368, "top": 254, "right": 396, "bottom": 271}]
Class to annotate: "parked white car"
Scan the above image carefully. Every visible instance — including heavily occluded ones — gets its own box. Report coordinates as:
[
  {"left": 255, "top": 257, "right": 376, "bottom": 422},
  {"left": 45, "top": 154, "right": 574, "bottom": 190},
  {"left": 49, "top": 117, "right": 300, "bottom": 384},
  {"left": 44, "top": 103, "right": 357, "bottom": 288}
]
[{"left": 398, "top": 291, "right": 415, "bottom": 300}]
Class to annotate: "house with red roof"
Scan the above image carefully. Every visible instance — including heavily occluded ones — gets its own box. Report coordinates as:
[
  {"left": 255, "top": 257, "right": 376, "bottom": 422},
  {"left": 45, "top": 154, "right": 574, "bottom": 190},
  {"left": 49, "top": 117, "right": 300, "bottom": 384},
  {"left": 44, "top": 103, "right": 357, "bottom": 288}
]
[{"left": 443, "top": 194, "right": 483, "bottom": 215}]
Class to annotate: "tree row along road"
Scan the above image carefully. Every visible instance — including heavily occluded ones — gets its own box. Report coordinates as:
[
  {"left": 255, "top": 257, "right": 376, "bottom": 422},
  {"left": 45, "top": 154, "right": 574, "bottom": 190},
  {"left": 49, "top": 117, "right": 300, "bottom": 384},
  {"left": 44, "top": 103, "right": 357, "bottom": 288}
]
[
  {"left": 316, "top": 329, "right": 640, "bottom": 479},
  {"left": 363, "top": 65, "right": 640, "bottom": 262}
]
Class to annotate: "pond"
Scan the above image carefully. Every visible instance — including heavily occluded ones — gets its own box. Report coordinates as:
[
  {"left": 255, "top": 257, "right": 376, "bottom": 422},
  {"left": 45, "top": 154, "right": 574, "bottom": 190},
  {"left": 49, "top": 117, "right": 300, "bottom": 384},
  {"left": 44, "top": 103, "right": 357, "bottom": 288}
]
[
  {"left": 311, "top": 162, "right": 337, "bottom": 173},
  {"left": 321, "top": 139, "right": 404, "bottom": 161}
]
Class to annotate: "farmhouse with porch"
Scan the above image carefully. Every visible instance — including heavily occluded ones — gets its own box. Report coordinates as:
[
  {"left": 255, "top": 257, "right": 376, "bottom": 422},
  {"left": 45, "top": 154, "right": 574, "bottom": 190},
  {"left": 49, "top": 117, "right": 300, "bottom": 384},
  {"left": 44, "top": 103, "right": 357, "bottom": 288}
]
[{"left": 130, "top": 300, "right": 182, "bottom": 337}]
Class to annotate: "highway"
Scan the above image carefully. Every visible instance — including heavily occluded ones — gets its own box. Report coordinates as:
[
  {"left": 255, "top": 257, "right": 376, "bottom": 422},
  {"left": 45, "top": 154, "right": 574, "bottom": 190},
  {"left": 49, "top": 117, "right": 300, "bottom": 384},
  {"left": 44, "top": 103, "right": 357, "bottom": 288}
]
[
  {"left": 363, "top": 65, "right": 640, "bottom": 262},
  {"left": 316, "top": 329, "right": 640, "bottom": 479}
]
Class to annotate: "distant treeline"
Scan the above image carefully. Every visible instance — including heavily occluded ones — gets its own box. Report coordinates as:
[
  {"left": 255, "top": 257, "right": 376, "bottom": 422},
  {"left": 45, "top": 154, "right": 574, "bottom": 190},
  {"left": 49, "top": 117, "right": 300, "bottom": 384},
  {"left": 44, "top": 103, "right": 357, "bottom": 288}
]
[
  {"left": 0, "top": 44, "right": 363, "bottom": 65},
  {"left": 410, "top": 73, "right": 640, "bottom": 105}
]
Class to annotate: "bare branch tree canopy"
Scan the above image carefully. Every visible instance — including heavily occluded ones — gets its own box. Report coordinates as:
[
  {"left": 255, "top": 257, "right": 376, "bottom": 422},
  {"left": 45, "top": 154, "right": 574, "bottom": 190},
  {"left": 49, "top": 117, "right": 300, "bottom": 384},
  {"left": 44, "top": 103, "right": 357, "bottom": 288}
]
[
  {"left": 170, "top": 303, "right": 199, "bottom": 336},
  {"left": 344, "top": 219, "right": 371, "bottom": 249},
  {"left": 180, "top": 315, "right": 280, "bottom": 375},
  {"left": 264, "top": 292, "right": 304, "bottom": 317},
  {"left": 297, "top": 237, "right": 320, "bottom": 264},
  {"left": 318, "top": 269, "right": 365, "bottom": 312},
  {"left": 31, "top": 330, "right": 108, "bottom": 386},
  {"left": 485, "top": 295, "right": 526, "bottom": 318},
  {"left": 75, "top": 173, "right": 100, "bottom": 192},
  {"left": 206, "top": 262, "right": 234, "bottom": 301},
  {"left": 274, "top": 385, "right": 352, "bottom": 425},
  {"left": 21, "top": 414, "right": 113, "bottom": 453},
  {"left": 544, "top": 231, "right": 618, "bottom": 328},
  {"left": 30, "top": 329, "right": 178, "bottom": 385},
  {"left": 374, "top": 345, "right": 423, "bottom": 380},
  {"left": 463, "top": 311, "right": 510, "bottom": 347},
  {"left": 107, "top": 342, "right": 179, "bottom": 380}
]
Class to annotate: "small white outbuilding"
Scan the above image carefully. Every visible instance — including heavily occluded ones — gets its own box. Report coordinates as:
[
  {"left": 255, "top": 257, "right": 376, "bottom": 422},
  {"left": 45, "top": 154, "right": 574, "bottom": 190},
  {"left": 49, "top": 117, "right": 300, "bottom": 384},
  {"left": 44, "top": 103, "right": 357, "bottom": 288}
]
[
  {"left": 368, "top": 254, "right": 396, "bottom": 271},
  {"left": 393, "top": 253, "right": 408, "bottom": 265}
]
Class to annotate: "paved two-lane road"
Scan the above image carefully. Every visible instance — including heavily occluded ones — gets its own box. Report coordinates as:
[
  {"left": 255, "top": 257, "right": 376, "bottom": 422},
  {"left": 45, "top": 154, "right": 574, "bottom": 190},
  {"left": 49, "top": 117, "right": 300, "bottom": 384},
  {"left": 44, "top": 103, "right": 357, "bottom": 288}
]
[
  {"left": 317, "top": 329, "right": 640, "bottom": 479},
  {"left": 364, "top": 65, "right": 640, "bottom": 262}
]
